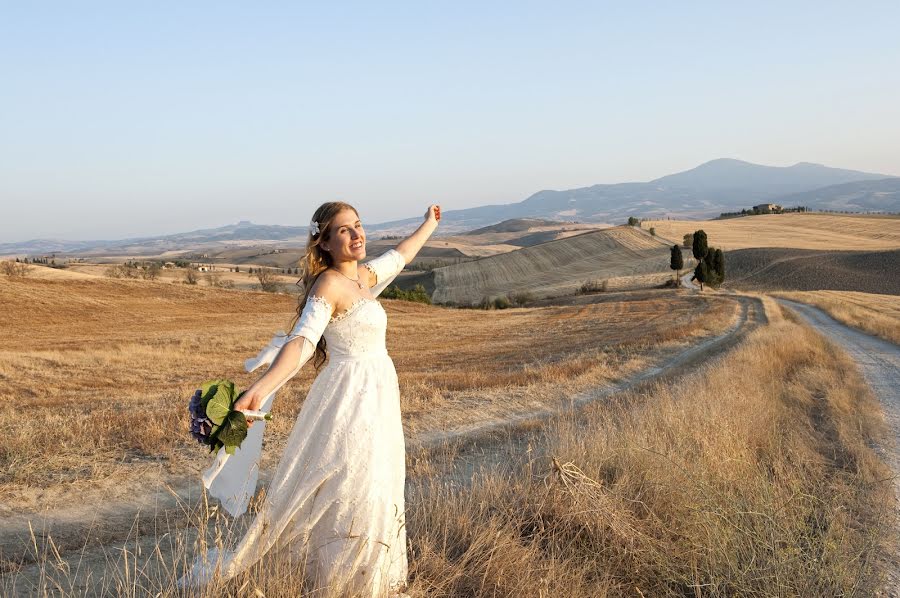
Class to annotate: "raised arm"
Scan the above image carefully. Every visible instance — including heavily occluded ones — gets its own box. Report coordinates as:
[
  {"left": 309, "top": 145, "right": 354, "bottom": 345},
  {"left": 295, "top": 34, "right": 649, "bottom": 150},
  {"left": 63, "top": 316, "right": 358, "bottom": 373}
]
[{"left": 393, "top": 204, "right": 441, "bottom": 265}]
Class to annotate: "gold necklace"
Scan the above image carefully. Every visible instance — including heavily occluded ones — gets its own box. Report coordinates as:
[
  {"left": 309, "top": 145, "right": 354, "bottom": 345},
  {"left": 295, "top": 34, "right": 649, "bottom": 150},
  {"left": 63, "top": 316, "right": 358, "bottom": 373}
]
[{"left": 333, "top": 267, "right": 364, "bottom": 290}]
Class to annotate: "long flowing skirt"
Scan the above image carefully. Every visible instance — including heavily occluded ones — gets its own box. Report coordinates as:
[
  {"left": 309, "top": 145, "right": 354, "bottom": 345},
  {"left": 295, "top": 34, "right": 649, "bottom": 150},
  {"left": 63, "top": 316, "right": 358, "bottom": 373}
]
[{"left": 179, "top": 351, "right": 408, "bottom": 596}]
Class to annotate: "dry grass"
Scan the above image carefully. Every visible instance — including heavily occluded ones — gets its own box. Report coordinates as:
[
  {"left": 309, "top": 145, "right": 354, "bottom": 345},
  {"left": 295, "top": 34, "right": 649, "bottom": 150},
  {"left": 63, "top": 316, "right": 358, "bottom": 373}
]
[
  {"left": 0, "top": 276, "right": 733, "bottom": 512},
  {"left": 3, "top": 317, "right": 891, "bottom": 596},
  {"left": 406, "top": 319, "right": 894, "bottom": 596},
  {"left": 642, "top": 213, "right": 900, "bottom": 251},
  {"left": 773, "top": 290, "right": 900, "bottom": 345}
]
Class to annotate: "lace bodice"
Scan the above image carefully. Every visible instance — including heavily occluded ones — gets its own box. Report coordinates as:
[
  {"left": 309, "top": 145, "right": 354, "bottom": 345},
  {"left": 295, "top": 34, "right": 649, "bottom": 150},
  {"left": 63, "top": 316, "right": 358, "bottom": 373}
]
[{"left": 318, "top": 296, "right": 389, "bottom": 359}]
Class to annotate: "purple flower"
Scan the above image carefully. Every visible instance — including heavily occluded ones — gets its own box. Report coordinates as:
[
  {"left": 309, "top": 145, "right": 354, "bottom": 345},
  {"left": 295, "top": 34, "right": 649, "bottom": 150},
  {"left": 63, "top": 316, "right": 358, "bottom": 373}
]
[
  {"left": 188, "top": 389, "right": 204, "bottom": 418},
  {"left": 188, "top": 388, "right": 214, "bottom": 445}
]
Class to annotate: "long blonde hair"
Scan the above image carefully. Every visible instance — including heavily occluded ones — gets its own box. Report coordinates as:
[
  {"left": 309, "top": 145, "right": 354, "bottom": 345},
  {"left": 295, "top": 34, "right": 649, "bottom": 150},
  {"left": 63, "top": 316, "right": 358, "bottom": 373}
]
[{"left": 290, "top": 201, "right": 359, "bottom": 369}]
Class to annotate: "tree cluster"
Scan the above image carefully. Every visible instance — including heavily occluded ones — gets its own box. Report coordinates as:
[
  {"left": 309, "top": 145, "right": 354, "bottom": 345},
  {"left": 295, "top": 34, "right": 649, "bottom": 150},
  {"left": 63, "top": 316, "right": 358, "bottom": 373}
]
[
  {"left": 691, "top": 230, "right": 725, "bottom": 289},
  {"left": 106, "top": 261, "right": 161, "bottom": 280}
]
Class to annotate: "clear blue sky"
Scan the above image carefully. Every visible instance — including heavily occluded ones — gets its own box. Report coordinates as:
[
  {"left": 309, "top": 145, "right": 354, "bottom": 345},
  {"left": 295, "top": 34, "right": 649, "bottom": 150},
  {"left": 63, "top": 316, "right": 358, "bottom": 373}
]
[{"left": 2, "top": 1, "right": 899, "bottom": 241}]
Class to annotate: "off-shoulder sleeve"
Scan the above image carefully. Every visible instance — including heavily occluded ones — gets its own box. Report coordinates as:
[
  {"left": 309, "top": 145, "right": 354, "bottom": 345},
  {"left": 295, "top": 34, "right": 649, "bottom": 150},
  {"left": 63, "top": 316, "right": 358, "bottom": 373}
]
[
  {"left": 285, "top": 294, "right": 332, "bottom": 345},
  {"left": 244, "top": 295, "right": 332, "bottom": 372},
  {"left": 364, "top": 249, "right": 406, "bottom": 297}
]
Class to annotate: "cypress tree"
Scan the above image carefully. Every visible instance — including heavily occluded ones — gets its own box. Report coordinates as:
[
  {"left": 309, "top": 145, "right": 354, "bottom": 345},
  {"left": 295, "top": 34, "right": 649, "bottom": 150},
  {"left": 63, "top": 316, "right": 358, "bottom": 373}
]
[
  {"left": 712, "top": 248, "right": 725, "bottom": 283},
  {"left": 669, "top": 245, "right": 683, "bottom": 281},
  {"left": 694, "top": 259, "right": 709, "bottom": 291},
  {"left": 692, "top": 230, "right": 708, "bottom": 261}
]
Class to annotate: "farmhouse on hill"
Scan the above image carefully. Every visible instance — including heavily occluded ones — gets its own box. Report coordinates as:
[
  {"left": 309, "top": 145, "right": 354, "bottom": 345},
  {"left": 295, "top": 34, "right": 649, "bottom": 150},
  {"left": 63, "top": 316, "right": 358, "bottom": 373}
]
[{"left": 753, "top": 203, "right": 783, "bottom": 213}]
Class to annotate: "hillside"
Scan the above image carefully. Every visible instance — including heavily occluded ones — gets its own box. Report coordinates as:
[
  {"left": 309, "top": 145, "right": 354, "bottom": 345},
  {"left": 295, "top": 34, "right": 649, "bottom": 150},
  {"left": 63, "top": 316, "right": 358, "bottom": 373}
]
[
  {"left": 642, "top": 213, "right": 900, "bottom": 251},
  {"left": 724, "top": 248, "right": 900, "bottom": 295},
  {"left": 424, "top": 226, "right": 675, "bottom": 305},
  {"left": 464, "top": 218, "right": 571, "bottom": 234}
]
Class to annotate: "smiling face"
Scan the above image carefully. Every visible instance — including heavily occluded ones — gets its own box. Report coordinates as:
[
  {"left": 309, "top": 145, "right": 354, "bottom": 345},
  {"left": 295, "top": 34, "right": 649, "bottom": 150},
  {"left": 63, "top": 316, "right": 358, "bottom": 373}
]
[{"left": 320, "top": 208, "right": 366, "bottom": 263}]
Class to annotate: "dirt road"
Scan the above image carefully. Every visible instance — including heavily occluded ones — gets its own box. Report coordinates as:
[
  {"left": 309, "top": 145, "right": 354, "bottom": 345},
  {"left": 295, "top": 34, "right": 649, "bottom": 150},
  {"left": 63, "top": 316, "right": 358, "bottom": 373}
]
[{"left": 778, "top": 299, "right": 900, "bottom": 595}]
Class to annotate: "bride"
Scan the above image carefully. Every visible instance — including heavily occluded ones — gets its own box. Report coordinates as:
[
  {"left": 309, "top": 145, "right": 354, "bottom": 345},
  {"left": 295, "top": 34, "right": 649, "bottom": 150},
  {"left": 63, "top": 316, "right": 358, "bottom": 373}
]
[{"left": 178, "top": 202, "right": 441, "bottom": 596}]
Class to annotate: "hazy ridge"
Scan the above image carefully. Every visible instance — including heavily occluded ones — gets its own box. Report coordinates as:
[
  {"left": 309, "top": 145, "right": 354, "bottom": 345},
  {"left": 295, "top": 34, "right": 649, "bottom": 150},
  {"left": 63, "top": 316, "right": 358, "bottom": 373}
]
[{"left": 2, "top": 159, "right": 897, "bottom": 256}]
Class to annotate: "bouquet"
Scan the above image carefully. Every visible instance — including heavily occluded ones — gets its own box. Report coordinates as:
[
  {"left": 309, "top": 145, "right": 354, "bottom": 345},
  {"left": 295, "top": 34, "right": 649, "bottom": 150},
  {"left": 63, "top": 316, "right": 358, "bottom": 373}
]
[{"left": 188, "top": 379, "right": 272, "bottom": 455}]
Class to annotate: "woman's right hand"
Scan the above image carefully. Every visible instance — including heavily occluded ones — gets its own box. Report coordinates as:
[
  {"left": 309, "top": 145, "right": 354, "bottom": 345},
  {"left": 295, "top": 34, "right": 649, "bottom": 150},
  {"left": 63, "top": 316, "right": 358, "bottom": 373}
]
[
  {"left": 424, "top": 204, "right": 441, "bottom": 224},
  {"left": 234, "top": 387, "right": 266, "bottom": 428}
]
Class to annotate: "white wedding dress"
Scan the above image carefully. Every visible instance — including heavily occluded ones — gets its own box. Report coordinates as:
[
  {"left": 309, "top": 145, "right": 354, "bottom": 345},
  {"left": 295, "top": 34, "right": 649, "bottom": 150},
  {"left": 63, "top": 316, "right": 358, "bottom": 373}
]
[{"left": 178, "top": 249, "right": 408, "bottom": 596}]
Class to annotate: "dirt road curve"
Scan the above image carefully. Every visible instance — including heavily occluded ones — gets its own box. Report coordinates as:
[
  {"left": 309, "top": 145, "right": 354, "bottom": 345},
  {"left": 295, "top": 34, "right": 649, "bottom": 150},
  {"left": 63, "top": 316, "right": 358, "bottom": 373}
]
[{"left": 778, "top": 299, "right": 900, "bottom": 596}]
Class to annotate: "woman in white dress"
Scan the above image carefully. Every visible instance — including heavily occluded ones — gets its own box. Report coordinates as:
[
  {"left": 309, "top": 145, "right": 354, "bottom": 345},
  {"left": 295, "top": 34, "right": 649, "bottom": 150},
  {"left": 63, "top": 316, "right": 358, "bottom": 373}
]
[{"left": 178, "top": 202, "right": 441, "bottom": 596}]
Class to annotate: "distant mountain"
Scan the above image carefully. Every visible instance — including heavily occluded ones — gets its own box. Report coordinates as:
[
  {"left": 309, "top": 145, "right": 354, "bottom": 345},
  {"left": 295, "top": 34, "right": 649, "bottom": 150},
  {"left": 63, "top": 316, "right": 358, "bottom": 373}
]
[
  {"left": 2, "top": 160, "right": 894, "bottom": 256},
  {"left": 768, "top": 177, "right": 900, "bottom": 213},
  {"left": 0, "top": 220, "right": 312, "bottom": 257},
  {"left": 370, "top": 159, "right": 893, "bottom": 233},
  {"left": 650, "top": 159, "right": 888, "bottom": 198}
]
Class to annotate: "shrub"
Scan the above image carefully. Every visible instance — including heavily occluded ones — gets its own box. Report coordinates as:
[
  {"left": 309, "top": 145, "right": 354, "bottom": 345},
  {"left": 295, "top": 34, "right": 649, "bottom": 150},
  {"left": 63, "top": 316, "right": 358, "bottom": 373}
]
[
  {"left": 381, "top": 284, "right": 431, "bottom": 304},
  {"left": 578, "top": 280, "right": 608, "bottom": 294},
  {"left": 140, "top": 263, "right": 161, "bottom": 280},
  {"left": 493, "top": 295, "right": 511, "bottom": 309},
  {"left": 256, "top": 268, "right": 280, "bottom": 292},
  {"left": 683, "top": 233, "right": 693, "bottom": 248},
  {"left": 477, "top": 295, "right": 512, "bottom": 309},
  {"left": 649, "top": 227, "right": 656, "bottom": 236},
  {"left": 205, "top": 272, "right": 234, "bottom": 289},
  {"left": 510, "top": 291, "right": 533, "bottom": 306},
  {"left": 1, "top": 260, "right": 30, "bottom": 277},
  {"left": 183, "top": 269, "right": 198, "bottom": 285}
]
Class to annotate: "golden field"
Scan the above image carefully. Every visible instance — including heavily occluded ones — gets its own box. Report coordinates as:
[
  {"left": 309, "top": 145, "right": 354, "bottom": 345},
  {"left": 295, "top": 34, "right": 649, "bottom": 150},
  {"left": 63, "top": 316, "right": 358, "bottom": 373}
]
[
  {"left": 4, "top": 312, "right": 893, "bottom": 596},
  {"left": 0, "top": 275, "right": 733, "bottom": 514},
  {"left": 3, "top": 247, "right": 898, "bottom": 596},
  {"left": 641, "top": 212, "right": 900, "bottom": 250}
]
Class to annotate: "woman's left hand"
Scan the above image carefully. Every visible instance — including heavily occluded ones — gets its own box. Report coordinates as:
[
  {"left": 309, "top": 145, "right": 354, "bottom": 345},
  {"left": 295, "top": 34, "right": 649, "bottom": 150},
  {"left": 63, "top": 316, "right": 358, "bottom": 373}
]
[{"left": 425, "top": 204, "right": 441, "bottom": 224}]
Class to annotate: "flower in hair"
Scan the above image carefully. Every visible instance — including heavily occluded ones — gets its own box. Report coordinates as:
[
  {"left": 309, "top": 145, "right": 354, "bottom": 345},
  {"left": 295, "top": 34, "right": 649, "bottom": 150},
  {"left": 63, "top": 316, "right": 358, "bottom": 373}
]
[{"left": 310, "top": 220, "right": 320, "bottom": 236}]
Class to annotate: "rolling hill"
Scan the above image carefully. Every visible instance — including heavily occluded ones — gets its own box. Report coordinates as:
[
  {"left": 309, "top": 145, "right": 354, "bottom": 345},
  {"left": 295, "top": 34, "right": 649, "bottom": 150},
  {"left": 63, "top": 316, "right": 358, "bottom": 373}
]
[
  {"left": 642, "top": 213, "right": 900, "bottom": 251},
  {"left": 412, "top": 226, "right": 677, "bottom": 305},
  {"left": 724, "top": 248, "right": 900, "bottom": 295}
]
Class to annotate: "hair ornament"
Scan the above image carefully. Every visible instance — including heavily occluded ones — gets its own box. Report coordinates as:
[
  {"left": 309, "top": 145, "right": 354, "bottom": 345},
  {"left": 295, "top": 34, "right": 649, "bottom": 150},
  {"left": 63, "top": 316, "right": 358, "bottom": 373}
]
[{"left": 310, "top": 219, "right": 320, "bottom": 236}]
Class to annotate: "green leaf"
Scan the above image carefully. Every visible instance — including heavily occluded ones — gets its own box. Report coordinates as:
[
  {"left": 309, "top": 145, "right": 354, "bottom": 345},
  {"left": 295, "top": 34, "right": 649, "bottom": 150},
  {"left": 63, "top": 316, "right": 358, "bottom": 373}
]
[
  {"left": 216, "top": 410, "right": 249, "bottom": 452},
  {"left": 206, "top": 395, "right": 230, "bottom": 425},
  {"left": 200, "top": 379, "right": 224, "bottom": 403},
  {"left": 205, "top": 381, "right": 236, "bottom": 425}
]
